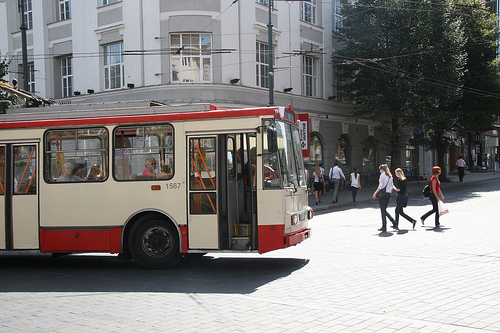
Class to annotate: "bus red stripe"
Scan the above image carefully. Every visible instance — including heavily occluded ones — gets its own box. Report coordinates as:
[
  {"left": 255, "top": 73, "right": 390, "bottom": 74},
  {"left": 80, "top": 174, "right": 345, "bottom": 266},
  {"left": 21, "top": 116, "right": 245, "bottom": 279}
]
[{"left": 0, "top": 107, "right": 286, "bottom": 129}]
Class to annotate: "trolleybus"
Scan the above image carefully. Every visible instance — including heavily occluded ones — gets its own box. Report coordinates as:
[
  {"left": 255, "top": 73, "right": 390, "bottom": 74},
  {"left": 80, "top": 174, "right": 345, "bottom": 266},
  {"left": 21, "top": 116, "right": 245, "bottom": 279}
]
[{"left": 0, "top": 101, "right": 312, "bottom": 268}]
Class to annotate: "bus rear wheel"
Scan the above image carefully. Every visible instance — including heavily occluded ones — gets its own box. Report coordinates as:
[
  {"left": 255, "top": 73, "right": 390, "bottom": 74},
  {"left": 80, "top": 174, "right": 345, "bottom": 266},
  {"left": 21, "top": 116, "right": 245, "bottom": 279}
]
[{"left": 128, "top": 215, "right": 181, "bottom": 269}]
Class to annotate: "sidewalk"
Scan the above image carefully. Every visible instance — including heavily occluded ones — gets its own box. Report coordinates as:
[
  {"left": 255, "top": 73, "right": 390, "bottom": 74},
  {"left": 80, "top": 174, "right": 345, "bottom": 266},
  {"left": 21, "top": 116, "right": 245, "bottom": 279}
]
[{"left": 309, "top": 170, "right": 500, "bottom": 212}]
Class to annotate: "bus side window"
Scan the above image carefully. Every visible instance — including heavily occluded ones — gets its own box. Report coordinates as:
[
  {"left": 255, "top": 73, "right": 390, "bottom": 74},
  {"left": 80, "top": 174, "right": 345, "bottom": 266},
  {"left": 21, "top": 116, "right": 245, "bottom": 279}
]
[
  {"left": 13, "top": 145, "right": 37, "bottom": 195},
  {"left": 114, "top": 124, "right": 174, "bottom": 181},
  {"left": 44, "top": 128, "right": 109, "bottom": 183}
]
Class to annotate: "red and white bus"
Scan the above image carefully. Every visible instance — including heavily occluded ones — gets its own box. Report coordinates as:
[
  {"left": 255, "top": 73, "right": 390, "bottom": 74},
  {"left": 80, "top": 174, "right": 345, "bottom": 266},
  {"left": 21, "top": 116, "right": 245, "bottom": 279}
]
[{"left": 0, "top": 102, "right": 312, "bottom": 268}]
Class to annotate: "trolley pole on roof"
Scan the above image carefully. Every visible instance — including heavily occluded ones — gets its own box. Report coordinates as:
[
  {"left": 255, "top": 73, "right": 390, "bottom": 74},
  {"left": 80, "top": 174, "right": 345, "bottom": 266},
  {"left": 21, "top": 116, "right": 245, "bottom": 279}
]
[{"left": 18, "top": 0, "right": 29, "bottom": 91}]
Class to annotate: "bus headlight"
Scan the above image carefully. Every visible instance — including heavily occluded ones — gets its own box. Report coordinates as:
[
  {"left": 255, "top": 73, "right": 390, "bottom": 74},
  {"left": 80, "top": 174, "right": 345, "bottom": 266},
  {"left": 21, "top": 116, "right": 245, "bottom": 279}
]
[{"left": 307, "top": 208, "right": 314, "bottom": 220}]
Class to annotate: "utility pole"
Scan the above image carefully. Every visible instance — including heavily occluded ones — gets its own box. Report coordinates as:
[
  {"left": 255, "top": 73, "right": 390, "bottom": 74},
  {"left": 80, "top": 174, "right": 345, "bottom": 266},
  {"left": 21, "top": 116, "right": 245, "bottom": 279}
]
[
  {"left": 18, "top": 0, "right": 29, "bottom": 91},
  {"left": 267, "top": 0, "right": 275, "bottom": 106}
]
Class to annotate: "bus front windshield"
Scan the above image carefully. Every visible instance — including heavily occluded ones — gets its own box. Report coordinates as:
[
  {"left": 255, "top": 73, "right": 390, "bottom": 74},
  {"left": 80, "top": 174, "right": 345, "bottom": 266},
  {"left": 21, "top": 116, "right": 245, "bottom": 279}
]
[{"left": 263, "top": 119, "right": 306, "bottom": 189}]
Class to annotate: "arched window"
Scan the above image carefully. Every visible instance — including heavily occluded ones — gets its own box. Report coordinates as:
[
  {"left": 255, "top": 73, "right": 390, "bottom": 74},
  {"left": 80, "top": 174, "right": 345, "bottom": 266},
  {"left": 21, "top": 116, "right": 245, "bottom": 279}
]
[
  {"left": 362, "top": 136, "right": 376, "bottom": 172},
  {"left": 335, "top": 135, "right": 351, "bottom": 171},
  {"left": 307, "top": 132, "right": 323, "bottom": 171}
]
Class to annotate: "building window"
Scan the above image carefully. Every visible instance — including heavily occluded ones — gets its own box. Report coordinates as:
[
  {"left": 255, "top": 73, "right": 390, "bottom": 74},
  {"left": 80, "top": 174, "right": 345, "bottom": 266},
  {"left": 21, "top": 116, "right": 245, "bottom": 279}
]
[
  {"left": 103, "top": 42, "right": 124, "bottom": 90},
  {"left": 59, "top": 0, "right": 71, "bottom": 21},
  {"left": 170, "top": 33, "right": 212, "bottom": 83},
  {"left": 302, "top": 56, "right": 317, "bottom": 97},
  {"left": 334, "top": 0, "right": 344, "bottom": 31},
  {"left": 61, "top": 57, "right": 73, "bottom": 97},
  {"left": 301, "top": 0, "right": 316, "bottom": 24},
  {"left": 307, "top": 132, "right": 323, "bottom": 171},
  {"left": 256, "top": 41, "right": 269, "bottom": 88},
  {"left": 335, "top": 135, "right": 351, "bottom": 171},
  {"left": 23, "top": 0, "right": 33, "bottom": 30},
  {"left": 28, "top": 63, "right": 35, "bottom": 92},
  {"left": 362, "top": 136, "right": 376, "bottom": 172},
  {"left": 103, "top": 0, "right": 121, "bottom": 5}
]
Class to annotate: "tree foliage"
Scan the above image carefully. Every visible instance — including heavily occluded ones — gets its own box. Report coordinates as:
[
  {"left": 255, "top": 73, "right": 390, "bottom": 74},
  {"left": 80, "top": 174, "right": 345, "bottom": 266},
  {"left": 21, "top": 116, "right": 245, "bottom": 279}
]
[{"left": 334, "top": 0, "right": 500, "bottom": 177}]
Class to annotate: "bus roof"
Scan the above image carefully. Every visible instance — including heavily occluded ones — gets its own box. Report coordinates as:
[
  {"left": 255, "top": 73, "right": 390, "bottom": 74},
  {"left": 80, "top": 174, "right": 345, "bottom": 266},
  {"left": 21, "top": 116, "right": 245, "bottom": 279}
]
[{"left": 0, "top": 101, "right": 298, "bottom": 129}]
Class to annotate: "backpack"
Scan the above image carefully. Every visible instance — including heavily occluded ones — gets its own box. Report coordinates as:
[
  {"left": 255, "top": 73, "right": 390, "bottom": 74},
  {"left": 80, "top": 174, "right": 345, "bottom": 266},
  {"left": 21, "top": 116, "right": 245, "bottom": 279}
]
[{"left": 423, "top": 184, "right": 431, "bottom": 197}]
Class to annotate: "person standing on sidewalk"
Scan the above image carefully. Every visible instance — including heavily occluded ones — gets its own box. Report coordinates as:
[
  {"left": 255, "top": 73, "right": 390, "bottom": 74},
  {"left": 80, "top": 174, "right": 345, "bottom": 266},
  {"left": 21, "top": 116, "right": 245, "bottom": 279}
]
[
  {"left": 373, "top": 164, "right": 396, "bottom": 232},
  {"left": 456, "top": 156, "right": 466, "bottom": 182},
  {"left": 350, "top": 167, "right": 361, "bottom": 206},
  {"left": 319, "top": 163, "right": 325, "bottom": 196},
  {"left": 313, "top": 165, "right": 324, "bottom": 205},
  {"left": 393, "top": 168, "right": 416, "bottom": 229},
  {"left": 329, "top": 162, "right": 346, "bottom": 203},
  {"left": 421, "top": 166, "right": 445, "bottom": 227}
]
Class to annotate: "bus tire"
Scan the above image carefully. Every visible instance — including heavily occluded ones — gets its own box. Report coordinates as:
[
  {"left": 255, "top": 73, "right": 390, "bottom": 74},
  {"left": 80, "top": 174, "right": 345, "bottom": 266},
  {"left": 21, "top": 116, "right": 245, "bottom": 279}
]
[{"left": 128, "top": 215, "right": 181, "bottom": 269}]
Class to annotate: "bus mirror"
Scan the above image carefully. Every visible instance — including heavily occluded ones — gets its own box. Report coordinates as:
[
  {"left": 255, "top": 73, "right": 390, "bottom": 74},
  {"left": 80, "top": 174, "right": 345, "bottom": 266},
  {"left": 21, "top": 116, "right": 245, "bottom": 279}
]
[{"left": 267, "top": 126, "right": 278, "bottom": 153}]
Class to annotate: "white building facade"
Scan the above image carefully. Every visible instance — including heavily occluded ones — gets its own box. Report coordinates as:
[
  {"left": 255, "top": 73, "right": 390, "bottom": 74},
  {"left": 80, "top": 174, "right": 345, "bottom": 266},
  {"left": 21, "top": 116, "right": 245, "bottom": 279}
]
[{"left": 0, "top": 0, "right": 409, "bottom": 178}]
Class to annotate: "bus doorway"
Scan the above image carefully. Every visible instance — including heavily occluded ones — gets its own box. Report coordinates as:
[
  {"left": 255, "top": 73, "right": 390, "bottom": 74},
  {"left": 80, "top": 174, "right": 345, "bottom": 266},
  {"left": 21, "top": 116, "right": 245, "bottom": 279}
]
[
  {"left": 219, "top": 133, "right": 257, "bottom": 252},
  {"left": 186, "top": 133, "right": 257, "bottom": 252},
  {"left": 0, "top": 143, "right": 39, "bottom": 250}
]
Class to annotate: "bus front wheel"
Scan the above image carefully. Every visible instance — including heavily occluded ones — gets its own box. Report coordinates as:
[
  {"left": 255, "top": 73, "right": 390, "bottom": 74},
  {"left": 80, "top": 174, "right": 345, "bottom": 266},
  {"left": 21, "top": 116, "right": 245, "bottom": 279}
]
[{"left": 128, "top": 215, "right": 181, "bottom": 269}]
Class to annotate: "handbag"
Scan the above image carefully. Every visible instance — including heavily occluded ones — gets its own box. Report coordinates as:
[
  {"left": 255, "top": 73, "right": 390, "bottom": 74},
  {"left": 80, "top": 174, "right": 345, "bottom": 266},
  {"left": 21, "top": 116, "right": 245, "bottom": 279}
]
[
  {"left": 438, "top": 200, "right": 449, "bottom": 216},
  {"left": 403, "top": 194, "right": 409, "bottom": 207},
  {"left": 375, "top": 177, "right": 389, "bottom": 199},
  {"left": 375, "top": 188, "right": 386, "bottom": 199}
]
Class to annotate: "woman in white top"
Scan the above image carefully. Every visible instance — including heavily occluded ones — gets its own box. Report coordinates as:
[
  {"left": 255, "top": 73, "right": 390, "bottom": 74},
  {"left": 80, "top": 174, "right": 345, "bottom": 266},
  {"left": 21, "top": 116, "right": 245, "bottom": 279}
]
[
  {"left": 372, "top": 164, "right": 396, "bottom": 232},
  {"left": 350, "top": 167, "right": 361, "bottom": 206},
  {"left": 313, "top": 165, "right": 324, "bottom": 205}
]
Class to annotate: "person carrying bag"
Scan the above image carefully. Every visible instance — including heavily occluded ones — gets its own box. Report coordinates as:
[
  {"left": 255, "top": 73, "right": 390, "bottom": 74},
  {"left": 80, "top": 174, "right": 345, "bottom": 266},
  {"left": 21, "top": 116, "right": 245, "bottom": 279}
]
[
  {"left": 421, "top": 166, "right": 446, "bottom": 227},
  {"left": 373, "top": 164, "right": 396, "bottom": 232}
]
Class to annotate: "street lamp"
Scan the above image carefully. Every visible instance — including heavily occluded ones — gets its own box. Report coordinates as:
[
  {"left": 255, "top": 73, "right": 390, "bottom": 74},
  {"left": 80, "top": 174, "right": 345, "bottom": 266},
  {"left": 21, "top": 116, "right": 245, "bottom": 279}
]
[
  {"left": 267, "top": 0, "right": 309, "bottom": 106},
  {"left": 18, "top": 0, "right": 29, "bottom": 91}
]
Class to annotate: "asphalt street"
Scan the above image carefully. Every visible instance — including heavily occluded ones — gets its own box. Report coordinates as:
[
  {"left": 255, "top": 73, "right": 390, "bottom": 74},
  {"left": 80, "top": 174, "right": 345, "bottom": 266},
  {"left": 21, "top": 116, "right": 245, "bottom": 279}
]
[{"left": 1, "top": 171, "right": 499, "bottom": 332}]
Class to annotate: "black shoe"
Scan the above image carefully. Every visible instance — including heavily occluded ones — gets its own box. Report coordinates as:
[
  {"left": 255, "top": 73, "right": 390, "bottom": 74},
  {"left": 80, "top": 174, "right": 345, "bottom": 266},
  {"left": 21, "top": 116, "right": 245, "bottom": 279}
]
[
  {"left": 315, "top": 202, "right": 318, "bottom": 205},
  {"left": 391, "top": 225, "right": 399, "bottom": 230},
  {"left": 420, "top": 218, "right": 425, "bottom": 225},
  {"left": 412, "top": 220, "right": 416, "bottom": 229},
  {"left": 378, "top": 227, "right": 386, "bottom": 232}
]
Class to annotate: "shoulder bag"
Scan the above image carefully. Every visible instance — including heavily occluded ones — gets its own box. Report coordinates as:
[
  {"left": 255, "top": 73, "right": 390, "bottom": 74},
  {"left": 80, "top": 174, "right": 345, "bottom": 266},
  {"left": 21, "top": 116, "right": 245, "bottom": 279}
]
[{"left": 375, "top": 177, "right": 389, "bottom": 199}]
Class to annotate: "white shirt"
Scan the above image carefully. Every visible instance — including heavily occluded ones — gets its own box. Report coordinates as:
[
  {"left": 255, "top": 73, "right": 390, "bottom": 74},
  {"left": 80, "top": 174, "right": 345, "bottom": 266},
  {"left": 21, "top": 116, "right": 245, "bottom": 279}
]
[
  {"left": 378, "top": 173, "right": 393, "bottom": 193},
  {"left": 350, "top": 173, "right": 360, "bottom": 188},
  {"left": 456, "top": 158, "right": 466, "bottom": 168},
  {"left": 329, "top": 166, "right": 346, "bottom": 180}
]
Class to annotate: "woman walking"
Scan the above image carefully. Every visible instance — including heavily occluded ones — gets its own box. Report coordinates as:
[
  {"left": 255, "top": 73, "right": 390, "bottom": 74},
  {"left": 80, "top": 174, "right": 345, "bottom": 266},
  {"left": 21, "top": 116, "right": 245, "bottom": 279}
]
[
  {"left": 393, "top": 168, "right": 417, "bottom": 229},
  {"left": 421, "top": 166, "right": 445, "bottom": 227},
  {"left": 350, "top": 167, "right": 361, "bottom": 205},
  {"left": 372, "top": 164, "right": 396, "bottom": 232},
  {"left": 313, "top": 165, "right": 324, "bottom": 205}
]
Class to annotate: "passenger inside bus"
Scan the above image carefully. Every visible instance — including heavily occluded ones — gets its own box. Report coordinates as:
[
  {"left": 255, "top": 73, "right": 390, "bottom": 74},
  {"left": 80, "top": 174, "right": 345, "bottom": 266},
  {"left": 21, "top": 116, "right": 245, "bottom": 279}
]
[
  {"left": 72, "top": 163, "right": 86, "bottom": 181},
  {"left": 56, "top": 163, "right": 78, "bottom": 182},
  {"left": 87, "top": 164, "right": 101, "bottom": 181},
  {"left": 141, "top": 157, "right": 170, "bottom": 179}
]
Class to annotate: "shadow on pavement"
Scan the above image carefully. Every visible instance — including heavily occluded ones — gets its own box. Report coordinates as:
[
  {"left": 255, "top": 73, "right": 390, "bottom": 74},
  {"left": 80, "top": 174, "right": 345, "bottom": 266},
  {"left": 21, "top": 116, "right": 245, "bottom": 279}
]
[{"left": 0, "top": 253, "right": 309, "bottom": 294}]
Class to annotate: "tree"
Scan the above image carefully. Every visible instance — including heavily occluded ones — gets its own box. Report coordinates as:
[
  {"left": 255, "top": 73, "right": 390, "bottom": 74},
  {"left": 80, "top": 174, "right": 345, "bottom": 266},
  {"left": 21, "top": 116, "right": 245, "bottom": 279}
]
[
  {"left": 450, "top": 1, "right": 500, "bottom": 168},
  {"left": 334, "top": 0, "right": 468, "bottom": 177}
]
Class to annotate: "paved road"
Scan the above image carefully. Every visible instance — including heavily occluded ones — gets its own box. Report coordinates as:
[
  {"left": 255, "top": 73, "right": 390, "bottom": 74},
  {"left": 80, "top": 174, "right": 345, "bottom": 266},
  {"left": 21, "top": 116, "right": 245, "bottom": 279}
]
[{"left": 1, "top": 172, "right": 499, "bottom": 332}]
